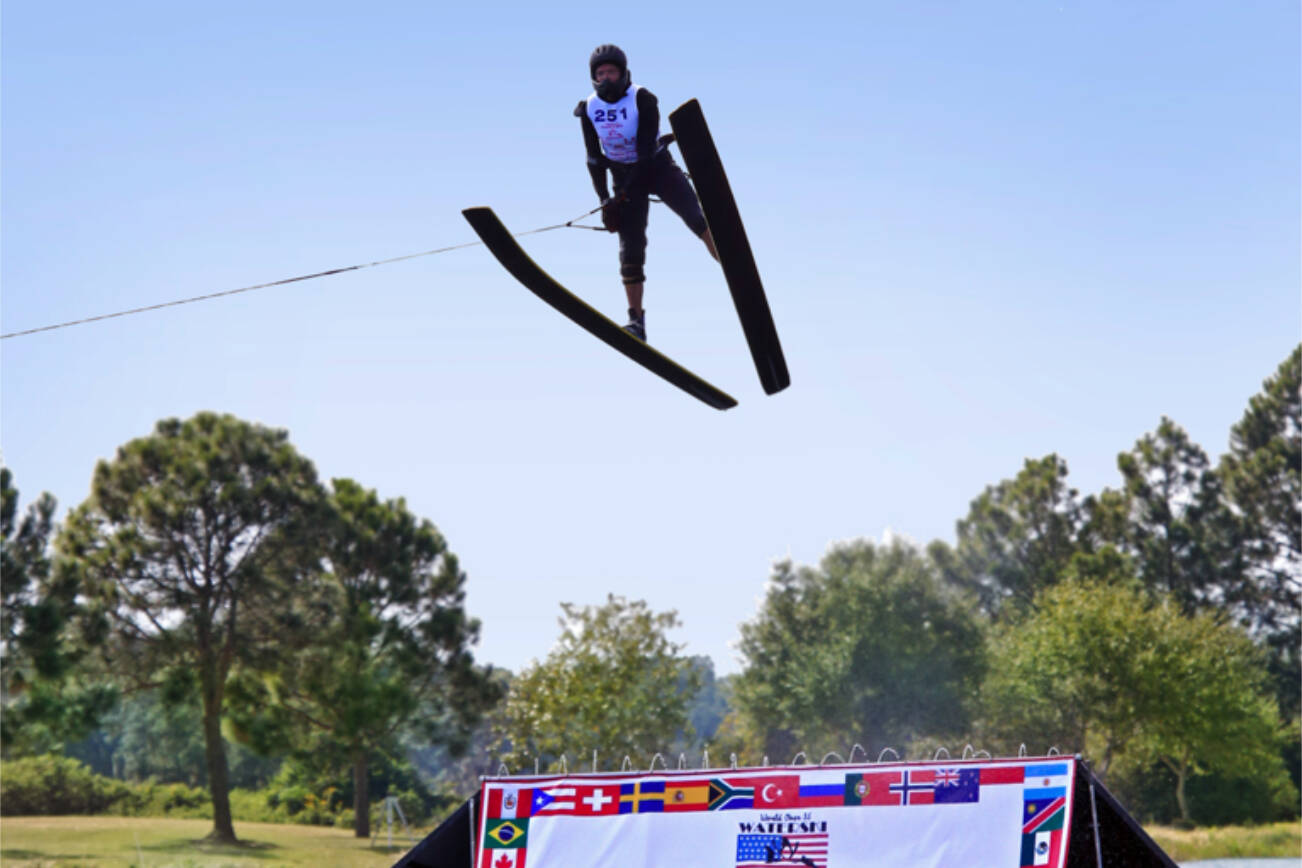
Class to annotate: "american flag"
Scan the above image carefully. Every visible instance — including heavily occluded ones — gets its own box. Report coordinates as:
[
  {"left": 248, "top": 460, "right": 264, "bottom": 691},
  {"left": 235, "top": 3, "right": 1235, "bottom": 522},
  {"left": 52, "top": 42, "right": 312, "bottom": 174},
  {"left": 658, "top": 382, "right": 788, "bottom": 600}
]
[{"left": 736, "top": 832, "right": 829, "bottom": 868}]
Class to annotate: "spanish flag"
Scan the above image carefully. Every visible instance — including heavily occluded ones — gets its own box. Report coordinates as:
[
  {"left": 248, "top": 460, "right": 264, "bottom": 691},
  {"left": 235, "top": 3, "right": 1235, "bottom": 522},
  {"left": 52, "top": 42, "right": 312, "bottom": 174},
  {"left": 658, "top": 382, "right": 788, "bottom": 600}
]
[{"left": 662, "top": 781, "right": 710, "bottom": 812}]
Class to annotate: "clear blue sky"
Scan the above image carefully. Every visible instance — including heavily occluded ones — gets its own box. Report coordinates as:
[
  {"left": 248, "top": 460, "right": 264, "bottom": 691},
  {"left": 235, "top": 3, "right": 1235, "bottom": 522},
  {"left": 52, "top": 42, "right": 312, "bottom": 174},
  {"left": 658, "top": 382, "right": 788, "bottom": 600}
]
[{"left": 3, "top": 1, "right": 1298, "bottom": 676}]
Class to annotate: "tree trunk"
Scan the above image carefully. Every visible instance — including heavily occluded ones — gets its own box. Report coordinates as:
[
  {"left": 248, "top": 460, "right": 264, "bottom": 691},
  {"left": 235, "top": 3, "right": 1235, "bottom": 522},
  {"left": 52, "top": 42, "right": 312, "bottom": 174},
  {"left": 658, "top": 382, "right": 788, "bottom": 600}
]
[
  {"left": 353, "top": 749, "right": 370, "bottom": 838},
  {"left": 1174, "top": 762, "right": 1191, "bottom": 826},
  {"left": 201, "top": 679, "right": 237, "bottom": 843}
]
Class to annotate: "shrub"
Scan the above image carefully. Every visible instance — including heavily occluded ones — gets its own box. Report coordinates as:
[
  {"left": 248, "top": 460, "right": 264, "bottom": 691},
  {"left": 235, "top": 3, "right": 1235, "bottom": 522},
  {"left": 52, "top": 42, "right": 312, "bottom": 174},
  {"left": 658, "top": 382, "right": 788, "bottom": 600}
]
[
  {"left": 0, "top": 754, "right": 131, "bottom": 815},
  {"left": 123, "top": 780, "right": 210, "bottom": 818}
]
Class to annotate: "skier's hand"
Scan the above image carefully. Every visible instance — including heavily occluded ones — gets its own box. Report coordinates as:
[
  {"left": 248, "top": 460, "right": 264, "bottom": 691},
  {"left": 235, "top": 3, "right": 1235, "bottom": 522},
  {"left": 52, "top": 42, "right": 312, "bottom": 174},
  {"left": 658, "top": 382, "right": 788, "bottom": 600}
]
[{"left": 600, "top": 196, "right": 621, "bottom": 233}]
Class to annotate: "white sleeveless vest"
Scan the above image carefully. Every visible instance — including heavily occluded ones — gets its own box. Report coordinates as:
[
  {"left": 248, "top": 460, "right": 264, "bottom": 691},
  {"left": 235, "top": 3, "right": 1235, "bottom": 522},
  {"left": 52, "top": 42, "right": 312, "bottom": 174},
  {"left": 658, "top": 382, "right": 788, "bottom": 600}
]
[{"left": 585, "top": 85, "right": 655, "bottom": 165}]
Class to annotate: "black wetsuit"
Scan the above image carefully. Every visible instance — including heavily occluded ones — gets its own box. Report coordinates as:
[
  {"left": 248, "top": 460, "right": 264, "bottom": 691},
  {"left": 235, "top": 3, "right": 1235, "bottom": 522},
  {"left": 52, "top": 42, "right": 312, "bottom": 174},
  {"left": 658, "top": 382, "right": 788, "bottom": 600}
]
[{"left": 575, "top": 86, "right": 707, "bottom": 285}]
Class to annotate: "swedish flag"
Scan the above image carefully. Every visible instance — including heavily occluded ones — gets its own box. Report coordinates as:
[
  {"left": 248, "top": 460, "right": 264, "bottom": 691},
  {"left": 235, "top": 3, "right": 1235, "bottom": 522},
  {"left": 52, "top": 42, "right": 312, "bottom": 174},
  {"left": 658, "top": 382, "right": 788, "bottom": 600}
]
[{"left": 619, "top": 780, "right": 665, "bottom": 813}]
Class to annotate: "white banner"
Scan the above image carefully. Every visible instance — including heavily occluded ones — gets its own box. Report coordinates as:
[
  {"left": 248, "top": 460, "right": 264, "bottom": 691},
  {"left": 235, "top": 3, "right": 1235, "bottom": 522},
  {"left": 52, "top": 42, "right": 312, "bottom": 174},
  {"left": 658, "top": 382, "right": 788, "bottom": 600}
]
[{"left": 477, "top": 758, "right": 1075, "bottom": 868}]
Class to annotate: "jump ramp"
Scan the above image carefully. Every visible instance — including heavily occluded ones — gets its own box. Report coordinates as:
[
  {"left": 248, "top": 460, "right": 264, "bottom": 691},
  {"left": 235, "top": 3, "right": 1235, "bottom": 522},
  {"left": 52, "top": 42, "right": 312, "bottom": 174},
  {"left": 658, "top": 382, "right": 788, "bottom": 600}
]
[{"left": 392, "top": 755, "right": 1177, "bottom": 868}]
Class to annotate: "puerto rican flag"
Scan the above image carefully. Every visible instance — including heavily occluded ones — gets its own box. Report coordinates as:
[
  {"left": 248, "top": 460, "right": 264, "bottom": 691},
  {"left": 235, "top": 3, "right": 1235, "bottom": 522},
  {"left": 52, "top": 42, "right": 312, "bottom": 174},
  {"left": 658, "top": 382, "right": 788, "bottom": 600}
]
[{"left": 531, "top": 786, "right": 577, "bottom": 814}]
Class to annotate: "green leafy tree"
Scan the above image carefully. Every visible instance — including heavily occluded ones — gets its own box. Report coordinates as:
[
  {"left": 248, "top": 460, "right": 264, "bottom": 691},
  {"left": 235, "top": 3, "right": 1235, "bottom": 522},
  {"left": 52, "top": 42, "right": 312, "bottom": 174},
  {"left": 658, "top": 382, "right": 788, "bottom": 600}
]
[
  {"left": 56, "top": 413, "right": 323, "bottom": 843},
  {"left": 984, "top": 577, "right": 1293, "bottom": 822},
  {"left": 64, "top": 688, "right": 280, "bottom": 789},
  {"left": 930, "top": 455, "right": 1083, "bottom": 617},
  {"left": 733, "top": 540, "right": 986, "bottom": 760},
  {"left": 1218, "top": 345, "right": 1301, "bottom": 717},
  {"left": 1, "top": 468, "right": 114, "bottom": 753},
  {"left": 226, "top": 478, "right": 499, "bottom": 838},
  {"left": 1113, "top": 417, "right": 1233, "bottom": 612},
  {"left": 497, "top": 596, "right": 700, "bottom": 771}
]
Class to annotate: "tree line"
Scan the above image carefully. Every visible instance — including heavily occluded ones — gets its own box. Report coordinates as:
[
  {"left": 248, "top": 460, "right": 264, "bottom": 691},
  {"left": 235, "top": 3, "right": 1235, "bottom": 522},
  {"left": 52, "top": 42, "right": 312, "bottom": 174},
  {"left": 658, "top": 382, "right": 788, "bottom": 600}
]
[{"left": 2, "top": 346, "right": 1297, "bottom": 837}]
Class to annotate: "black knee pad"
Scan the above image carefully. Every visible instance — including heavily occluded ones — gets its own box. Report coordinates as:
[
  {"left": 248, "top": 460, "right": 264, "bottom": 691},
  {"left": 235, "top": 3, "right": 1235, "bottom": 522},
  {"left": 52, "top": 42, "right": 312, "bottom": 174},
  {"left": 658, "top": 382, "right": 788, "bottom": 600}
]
[{"left": 620, "top": 263, "right": 645, "bottom": 285}]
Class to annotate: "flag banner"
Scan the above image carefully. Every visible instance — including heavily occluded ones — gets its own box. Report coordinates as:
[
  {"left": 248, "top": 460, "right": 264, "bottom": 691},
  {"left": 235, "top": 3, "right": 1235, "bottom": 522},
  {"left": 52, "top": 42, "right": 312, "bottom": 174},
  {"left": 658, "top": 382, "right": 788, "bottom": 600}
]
[{"left": 477, "top": 757, "right": 1075, "bottom": 868}]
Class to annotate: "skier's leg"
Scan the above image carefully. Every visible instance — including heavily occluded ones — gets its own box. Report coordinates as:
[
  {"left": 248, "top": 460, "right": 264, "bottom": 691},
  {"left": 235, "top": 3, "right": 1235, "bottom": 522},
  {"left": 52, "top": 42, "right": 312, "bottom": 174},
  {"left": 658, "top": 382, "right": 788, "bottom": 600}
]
[
  {"left": 618, "top": 193, "right": 651, "bottom": 339},
  {"left": 654, "top": 157, "right": 717, "bottom": 261}
]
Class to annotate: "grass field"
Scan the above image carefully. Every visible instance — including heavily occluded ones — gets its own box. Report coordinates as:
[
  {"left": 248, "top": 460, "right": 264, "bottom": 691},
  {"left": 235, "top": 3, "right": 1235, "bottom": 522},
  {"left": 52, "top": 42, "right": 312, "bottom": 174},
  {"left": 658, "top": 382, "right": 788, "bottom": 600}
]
[
  {"left": 1, "top": 816, "right": 1298, "bottom": 866},
  {"left": 0, "top": 816, "right": 434, "bottom": 867},
  {"left": 1146, "top": 822, "right": 1301, "bottom": 862}
]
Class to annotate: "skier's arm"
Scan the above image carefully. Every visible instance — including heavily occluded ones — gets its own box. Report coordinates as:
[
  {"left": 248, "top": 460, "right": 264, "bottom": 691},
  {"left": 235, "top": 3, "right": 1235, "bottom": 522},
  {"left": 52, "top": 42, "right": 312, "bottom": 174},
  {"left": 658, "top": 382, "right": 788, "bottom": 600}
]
[
  {"left": 635, "top": 88, "right": 659, "bottom": 167},
  {"left": 575, "top": 101, "right": 610, "bottom": 201}
]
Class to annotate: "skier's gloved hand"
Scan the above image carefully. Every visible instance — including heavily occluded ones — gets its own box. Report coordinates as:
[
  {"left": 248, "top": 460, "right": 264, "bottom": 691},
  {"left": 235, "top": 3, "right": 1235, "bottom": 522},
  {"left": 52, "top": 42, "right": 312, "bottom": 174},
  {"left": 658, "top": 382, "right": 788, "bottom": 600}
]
[{"left": 600, "top": 196, "right": 621, "bottom": 233}]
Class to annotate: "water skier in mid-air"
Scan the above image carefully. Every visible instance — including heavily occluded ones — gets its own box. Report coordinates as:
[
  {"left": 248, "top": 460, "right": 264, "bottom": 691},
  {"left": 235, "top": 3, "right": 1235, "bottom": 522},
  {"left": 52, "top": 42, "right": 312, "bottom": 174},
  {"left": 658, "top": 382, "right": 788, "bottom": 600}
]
[{"left": 575, "top": 43, "right": 718, "bottom": 343}]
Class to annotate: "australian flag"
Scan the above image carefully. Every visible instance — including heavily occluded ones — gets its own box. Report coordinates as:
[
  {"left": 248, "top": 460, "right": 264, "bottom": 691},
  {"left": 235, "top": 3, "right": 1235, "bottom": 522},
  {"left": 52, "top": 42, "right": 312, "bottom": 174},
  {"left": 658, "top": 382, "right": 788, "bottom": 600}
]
[{"left": 932, "top": 768, "right": 980, "bottom": 804}]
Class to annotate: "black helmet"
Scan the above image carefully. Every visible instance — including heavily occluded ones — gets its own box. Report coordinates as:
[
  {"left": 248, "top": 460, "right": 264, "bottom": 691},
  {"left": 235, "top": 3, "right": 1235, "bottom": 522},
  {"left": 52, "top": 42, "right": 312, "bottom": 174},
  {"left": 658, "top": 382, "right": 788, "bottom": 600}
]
[{"left": 589, "top": 43, "right": 631, "bottom": 103}]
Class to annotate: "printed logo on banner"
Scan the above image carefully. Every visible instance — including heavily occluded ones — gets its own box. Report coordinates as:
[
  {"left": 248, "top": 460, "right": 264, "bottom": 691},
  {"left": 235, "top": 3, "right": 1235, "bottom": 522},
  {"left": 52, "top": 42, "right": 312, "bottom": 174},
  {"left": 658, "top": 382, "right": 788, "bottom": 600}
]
[{"left": 735, "top": 822, "right": 830, "bottom": 868}]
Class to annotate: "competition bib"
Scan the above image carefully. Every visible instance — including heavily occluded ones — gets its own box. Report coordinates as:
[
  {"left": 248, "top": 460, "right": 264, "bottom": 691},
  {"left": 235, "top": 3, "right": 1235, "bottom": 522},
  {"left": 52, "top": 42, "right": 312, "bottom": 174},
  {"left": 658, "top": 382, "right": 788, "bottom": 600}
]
[{"left": 586, "top": 86, "right": 654, "bottom": 164}]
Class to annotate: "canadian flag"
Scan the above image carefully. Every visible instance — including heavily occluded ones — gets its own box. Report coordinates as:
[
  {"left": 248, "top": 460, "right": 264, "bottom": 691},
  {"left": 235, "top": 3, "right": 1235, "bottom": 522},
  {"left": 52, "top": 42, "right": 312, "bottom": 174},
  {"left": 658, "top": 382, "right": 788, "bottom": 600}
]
[{"left": 480, "top": 848, "right": 526, "bottom": 868}]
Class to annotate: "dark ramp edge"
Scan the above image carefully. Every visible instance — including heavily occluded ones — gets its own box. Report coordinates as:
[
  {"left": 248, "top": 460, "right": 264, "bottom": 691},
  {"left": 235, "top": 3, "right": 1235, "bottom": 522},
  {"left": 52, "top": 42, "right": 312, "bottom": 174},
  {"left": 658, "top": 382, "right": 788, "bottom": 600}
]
[
  {"left": 462, "top": 207, "right": 737, "bottom": 410},
  {"left": 669, "top": 99, "right": 790, "bottom": 395}
]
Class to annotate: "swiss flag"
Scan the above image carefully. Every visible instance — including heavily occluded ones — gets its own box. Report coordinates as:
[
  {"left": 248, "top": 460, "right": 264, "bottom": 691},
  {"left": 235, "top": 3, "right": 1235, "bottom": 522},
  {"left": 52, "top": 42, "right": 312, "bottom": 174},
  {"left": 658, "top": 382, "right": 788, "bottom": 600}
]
[
  {"left": 573, "top": 784, "right": 621, "bottom": 815},
  {"left": 749, "top": 775, "right": 800, "bottom": 808},
  {"left": 480, "top": 848, "right": 526, "bottom": 868}
]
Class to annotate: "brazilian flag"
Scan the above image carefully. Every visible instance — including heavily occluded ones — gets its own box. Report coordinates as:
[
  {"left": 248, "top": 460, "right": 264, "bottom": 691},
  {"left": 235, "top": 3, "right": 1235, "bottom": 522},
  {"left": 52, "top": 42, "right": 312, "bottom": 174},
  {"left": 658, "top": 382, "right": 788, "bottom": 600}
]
[{"left": 485, "top": 818, "right": 528, "bottom": 849}]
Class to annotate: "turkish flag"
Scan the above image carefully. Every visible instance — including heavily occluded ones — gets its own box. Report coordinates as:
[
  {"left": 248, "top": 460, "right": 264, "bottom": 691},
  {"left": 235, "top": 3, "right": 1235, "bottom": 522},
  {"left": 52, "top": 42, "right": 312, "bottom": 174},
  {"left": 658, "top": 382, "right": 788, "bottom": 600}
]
[
  {"left": 750, "top": 775, "right": 800, "bottom": 808},
  {"left": 573, "top": 784, "right": 621, "bottom": 815}
]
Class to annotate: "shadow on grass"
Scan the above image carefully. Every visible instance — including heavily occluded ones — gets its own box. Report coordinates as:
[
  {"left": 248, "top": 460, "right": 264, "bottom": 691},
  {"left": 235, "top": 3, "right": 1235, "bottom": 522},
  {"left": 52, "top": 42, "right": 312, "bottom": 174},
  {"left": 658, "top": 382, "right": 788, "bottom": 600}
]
[
  {"left": 138, "top": 838, "right": 281, "bottom": 859},
  {"left": 3, "top": 850, "right": 95, "bottom": 860}
]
